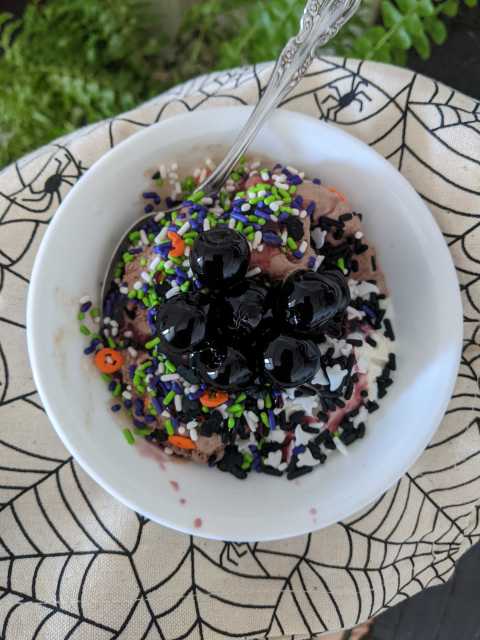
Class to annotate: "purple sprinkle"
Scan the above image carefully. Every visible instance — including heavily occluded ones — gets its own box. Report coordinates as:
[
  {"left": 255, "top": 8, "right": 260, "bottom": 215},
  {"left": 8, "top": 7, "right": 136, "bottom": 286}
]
[
  {"left": 293, "top": 445, "right": 306, "bottom": 455},
  {"left": 111, "top": 404, "right": 121, "bottom": 412},
  {"left": 278, "top": 212, "right": 289, "bottom": 223},
  {"left": 128, "top": 365, "right": 136, "bottom": 379},
  {"left": 173, "top": 382, "right": 183, "bottom": 394},
  {"left": 293, "top": 250, "right": 303, "bottom": 258},
  {"left": 108, "top": 380, "right": 116, "bottom": 392},
  {"left": 142, "top": 283, "right": 149, "bottom": 294},
  {"left": 168, "top": 225, "right": 178, "bottom": 232},
  {"left": 133, "top": 418, "right": 146, "bottom": 428},
  {"left": 292, "top": 195, "right": 304, "bottom": 208},
  {"left": 255, "top": 210, "right": 271, "bottom": 221},
  {"left": 171, "top": 417, "right": 179, "bottom": 428},
  {"left": 194, "top": 279, "right": 203, "bottom": 289},
  {"left": 268, "top": 410, "right": 276, "bottom": 429},
  {"left": 290, "top": 174, "right": 303, "bottom": 185},
  {"left": 80, "top": 301, "right": 92, "bottom": 313},
  {"left": 143, "top": 191, "right": 159, "bottom": 200},
  {"left": 152, "top": 397, "right": 163, "bottom": 413},
  {"left": 129, "top": 247, "right": 143, "bottom": 254},
  {"left": 306, "top": 202, "right": 316, "bottom": 216},
  {"left": 262, "top": 231, "right": 282, "bottom": 247},
  {"left": 145, "top": 415, "right": 156, "bottom": 423},
  {"left": 83, "top": 345, "right": 95, "bottom": 355},
  {"left": 307, "top": 256, "right": 316, "bottom": 269},
  {"left": 124, "top": 399, "right": 133, "bottom": 409},
  {"left": 165, "top": 197, "right": 174, "bottom": 208},
  {"left": 134, "top": 398, "right": 144, "bottom": 416},
  {"left": 313, "top": 178, "right": 321, "bottom": 185},
  {"left": 144, "top": 204, "right": 154, "bottom": 214},
  {"left": 361, "top": 305, "right": 377, "bottom": 319},
  {"left": 153, "top": 246, "right": 164, "bottom": 254},
  {"left": 231, "top": 212, "right": 249, "bottom": 224},
  {"left": 145, "top": 366, "right": 155, "bottom": 375}
]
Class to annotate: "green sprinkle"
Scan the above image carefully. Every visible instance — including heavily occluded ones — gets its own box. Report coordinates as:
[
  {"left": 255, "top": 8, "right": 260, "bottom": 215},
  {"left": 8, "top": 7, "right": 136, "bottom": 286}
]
[
  {"left": 202, "top": 406, "right": 210, "bottom": 414},
  {"left": 138, "top": 361, "right": 152, "bottom": 371},
  {"left": 235, "top": 393, "right": 246, "bottom": 403},
  {"left": 265, "top": 394, "right": 272, "bottom": 409},
  {"left": 137, "top": 290, "right": 144, "bottom": 300},
  {"left": 79, "top": 324, "right": 91, "bottom": 336},
  {"left": 122, "top": 252, "right": 134, "bottom": 264},
  {"left": 165, "top": 419, "right": 174, "bottom": 435},
  {"left": 260, "top": 412, "right": 269, "bottom": 428},
  {"left": 247, "top": 233, "right": 255, "bottom": 242},
  {"left": 184, "top": 238, "right": 194, "bottom": 246},
  {"left": 180, "top": 281, "right": 190, "bottom": 293},
  {"left": 145, "top": 337, "right": 161, "bottom": 350},
  {"left": 241, "top": 452, "right": 253, "bottom": 470},
  {"left": 243, "top": 225, "right": 254, "bottom": 235},
  {"left": 230, "top": 171, "right": 241, "bottom": 181},
  {"left": 191, "top": 190, "right": 205, "bottom": 202},
  {"left": 129, "top": 231, "right": 140, "bottom": 242},
  {"left": 107, "top": 337, "right": 116, "bottom": 349},
  {"left": 235, "top": 222, "right": 244, "bottom": 232},
  {"left": 140, "top": 258, "right": 147, "bottom": 267},
  {"left": 165, "top": 360, "right": 176, "bottom": 373},
  {"left": 163, "top": 391, "right": 175, "bottom": 406},
  {"left": 264, "top": 195, "right": 276, "bottom": 204},
  {"left": 257, "top": 218, "right": 266, "bottom": 226},
  {"left": 289, "top": 185, "right": 297, "bottom": 194},
  {"left": 77, "top": 311, "right": 85, "bottom": 321},
  {"left": 89, "top": 307, "right": 100, "bottom": 318},
  {"left": 227, "top": 404, "right": 243, "bottom": 414},
  {"left": 112, "top": 383, "right": 122, "bottom": 397},
  {"left": 287, "top": 237, "right": 298, "bottom": 251},
  {"left": 127, "top": 290, "right": 137, "bottom": 299},
  {"left": 337, "top": 257, "right": 346, "bottom": 272},
  {"left": 101, "top": 373, "right": 111, "bottom": 383},
  {"left": 227, "top": 417, "right": 236, "bottom": 430},
  {"left": 134, "top": 427, "right": 152, "bottom": 436},
  {"left": 181, "top": 176, "right": 196, "bottom": 193},
  {"left": 122, "top": 428, "right": 135, "bottom": 445},
  {"left": 184, "top": 231, "right": 199, "bottom": 239}
]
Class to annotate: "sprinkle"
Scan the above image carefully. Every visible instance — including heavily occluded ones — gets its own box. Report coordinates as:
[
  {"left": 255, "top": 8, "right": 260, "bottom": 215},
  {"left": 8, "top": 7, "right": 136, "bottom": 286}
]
[
  {"left": 246, "top": 267, "right": 261, "bottom": 278},
  {"left": 165, "top": 419, "right": 175, "bottom": 435},
  {"left": 166, "top": 287, "right": 180, "bottom": 299},
  {"left": 287, "top": 237, "right": 298, "bottom": 251},
  {"left": 79, "top": 295, "right": 91, "bottom": 304},
  {"left": 190, "top": 428, "right": 199, "bottom": 442},
  {"left": 79, "top": 324, "right": 91, "bottom": 336},
  {"left": 122, "top": 429, "right": 135, "bottom": 445},
  {"left": 161, "top": 373, "right": 180, "bottom": 382},
  {"left": 299, "top": 240, "right": 308, "bottom": 253},
  {"left": 145, "top": 337, "right": 161, "bottom": 349},
  {"left": 163, "top": 391, "right": 175, "bottom": 406},
  {"left": 313, "top": 255, "right": 324, "bottom": 271},
  {"left": 174, "top": 395, "right": 183, "bottom": 412}
]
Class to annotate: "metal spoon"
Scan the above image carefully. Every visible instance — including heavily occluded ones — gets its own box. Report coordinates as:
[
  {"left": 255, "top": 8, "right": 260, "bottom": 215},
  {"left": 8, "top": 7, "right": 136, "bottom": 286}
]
[{"left": 101, "top": 0, "right": 361, "bottom": 305}]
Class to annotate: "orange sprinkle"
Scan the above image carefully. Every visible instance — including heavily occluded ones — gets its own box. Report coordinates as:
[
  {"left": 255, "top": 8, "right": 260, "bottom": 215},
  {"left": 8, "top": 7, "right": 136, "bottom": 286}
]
[
  {"left": 168, "top": 435, "right": 197, "bottom": 450},
  {"left": 327, "top": 186, "right": 348, "bottom": 203},
  {"left": 94, "top": 348, "right": 124, "bottom": 374},
  {"left": 167, "top": 232, "right": 185, "bottom": 258},
  {"left": 200, "top": 390, "right": 229, "bottom": 408}
]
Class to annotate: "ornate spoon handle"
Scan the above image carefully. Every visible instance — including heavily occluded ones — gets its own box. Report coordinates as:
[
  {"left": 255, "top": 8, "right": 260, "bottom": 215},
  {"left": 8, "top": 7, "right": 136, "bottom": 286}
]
[{"left": 200, "top": 0, "right": 361, "bottom": 194}]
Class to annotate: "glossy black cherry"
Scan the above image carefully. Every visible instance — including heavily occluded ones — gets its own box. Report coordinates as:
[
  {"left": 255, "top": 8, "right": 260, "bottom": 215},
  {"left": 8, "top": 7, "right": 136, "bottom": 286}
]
[
  {"left": 190, "top": 227, "right": 250, "bottom": 288},
  {"left": 196, "top": 344, "right": 254, "bottom": 390},
  {"left": 278, "top": 269, "right": 350, "bottom": 334},
  {"left": 221, "top": 278, "right": 273, "bottom": 337},
  {"left": 262, "top": 335, "right": 321, "bottom": 388},
  {"left": 155, "top": 295, "right": 207, "bottom": 352}
]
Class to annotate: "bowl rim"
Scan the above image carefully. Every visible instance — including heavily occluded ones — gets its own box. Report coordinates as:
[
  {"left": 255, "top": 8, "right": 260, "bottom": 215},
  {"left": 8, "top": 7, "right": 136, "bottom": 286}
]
[{"left": 27, "top": 106, "right": 463, "bottom": 541}]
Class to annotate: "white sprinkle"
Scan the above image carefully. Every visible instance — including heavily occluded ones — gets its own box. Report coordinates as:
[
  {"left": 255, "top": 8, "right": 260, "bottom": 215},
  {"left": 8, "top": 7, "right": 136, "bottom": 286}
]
[
  {"left": 171, "top": 162, "right": 178, "bottom": 171},
  {"left": 119, "top": 286, "right": 129, "bottom": 295},
  {"left": 149, "top": 256, "right": 161, "bottom": 272},
  {"left": 228, "top": 217, "right": 236, "bottom": 229},
  {"left": 189, "top": 385, "right": 199, "bottom": 393},
  {"left": 190, "top": 428, "right": 198, "bottom": 442},
  {"left": 313, "top": 255, "right": 324, "bottom": 271},
  {"left": 246, "top": 267, "right": 261, "bottom": 278},
  {"left": 286, "top": 165, "right": 299, "bottom": 175},
  {"left": 250, "top": 160, "right": 261, "bottom": 169},
  {"left": 300, "top": 210, "right": 307, "bottom": 219},
  {"left": 186, "top": 420, "right": 198, "bottom": 430},
  {"left": 260, "top": 171, "right": 270, "bottom": 181},
  {"left": 198, "top": 168, "right": 207, "bottom": 183},
  {"left": 184, "top": 246, "right": 191, "bottom": 257},
  {"left": 124, "top": 330, "right": 133, "bottom": 338},
  {"left": 79, "top": 295, "right": 91, "bottom": 304},
  {"left": 161, "top": 410, "right": 170, "bottom": 419},
  {"left": 154, "top": 211, "right": 165, "bottom": 222},
  {"left": 241, "top": 203, "right": 251, "bottom": 212},
  {"left": 247, "top": 191, "right": 256, "bottom": 199},
  {"left": 122, "top": 391, "right": 132, "bottom": 400},
  {"left": 347, "top": 306, "right": 365, "bottom": 320},
  {"left": 177, "top": 221, "right": 190, "bottom": 236},
  {"left": 206, "top": 158, "right": 215, "bottom": 170},
  {"left": 133, "top": 281, "right": 142, "bottom": 291},
  {"left": 253, "top": 231, "right": 262, "bottom": 249},
  {"left": 257, "top": 399, "right": 264, "bottom": 410},
  {"left": 311, "top": 367, "right": 329, "bottom": 386},
  {"left": 140, "top": 229, "right": 149, "bottom": 245},
  {"left": 193, "top": 168, "right": 201, "bottom": 178},
  {"left": 245, "top": 413, "right": 257, "bottom": 432},
  {"left": 257, "top": 244, "right": 264, "bottom": 252},
  {"left": 187, "top": 268, "right": 194, "bottom": 278},
  {"left": 174, "top": 395, "right": 183, "bottom": 412},
  {"left": 334, "top": 437, "right": 349, "bottom": 456},
  {"left": 201, "top": 196, "right": 213, "bottom": 205},
  {"left": 110, "top": 319, "right": 119, "bottom": 328},
  {"left": 178, "top": 426, "right": 186, "bottom": 435},
  {"left": 155, "top": 226, "right": 169, "bottom": 243},
  {"left": 297, "top": 449, "right": 320, "bottom": 468},
  {"left": 164, "top": 447, "right": 173, "bottom": 456},
  {"left": 291, "top": 208, "right": 300, "bottom": 216},
  {"left": 274, "top": 173, "right": 287, "bottom": 183},
  {"left": 156, "top": 363, "right": 165, "bottom": 375},
  {"left": 159, "top": 164, "right": 167, "bottom": 179},
  {"left": 281, "top": 230, "right": 288, "bottom": 245},
  {"left": 299, "top": 240, "right": 307, "bottom": 253},
  {"left": 355, "top": 231, "right": 364, "bottom": 239},
  {"left": 161, "top": 373, "right": 180, "bottom": 382},
  {"left": 326, "top": 364, "right": 348, "bottom": 391},
  {"left": 164, "top": 260, "right": 173, "bottom": 269},
  {"left": 94, "top": 317, "right": 101, "bottom": 324},
  {"left": 141, "top": 271, "right": 151, "bottom": 283},
  {"left": 103, "top": 328, "right": 110, "bottom": 338},
  {"left": 166, "top": 286, "right": 180, "bottom": 299},
  {"left": 258, "top": 190, "right": 267, "bottom": 198},
  {"left": 111, "top": 327, "right": 118, "bottom": 337},
  {"left": 203, "top": 218, "right": 210, "bottom": 231}
]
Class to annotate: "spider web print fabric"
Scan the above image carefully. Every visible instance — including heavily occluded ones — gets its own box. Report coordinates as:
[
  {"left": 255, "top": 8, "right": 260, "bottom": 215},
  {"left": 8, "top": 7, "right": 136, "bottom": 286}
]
[{"left": 0, "top": 57, "right": 479, "bottom": 639}]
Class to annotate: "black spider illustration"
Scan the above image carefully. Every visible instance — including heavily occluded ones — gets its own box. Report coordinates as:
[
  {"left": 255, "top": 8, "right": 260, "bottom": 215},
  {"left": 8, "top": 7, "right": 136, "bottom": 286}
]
[
  {"left": 220, "top": 542, "right": 248, "bottom": 567},
  {"left": 321, "top": 76, "right": 372, "bottom": 121},
  {"left": 9, "top": 147, "right": 86, "bottom": 214}
]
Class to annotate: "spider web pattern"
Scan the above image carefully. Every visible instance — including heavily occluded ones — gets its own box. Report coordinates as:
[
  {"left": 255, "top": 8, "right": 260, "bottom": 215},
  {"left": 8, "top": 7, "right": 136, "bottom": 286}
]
[{"left": 0, "top": 57, "right": 479, "bottom": 639}]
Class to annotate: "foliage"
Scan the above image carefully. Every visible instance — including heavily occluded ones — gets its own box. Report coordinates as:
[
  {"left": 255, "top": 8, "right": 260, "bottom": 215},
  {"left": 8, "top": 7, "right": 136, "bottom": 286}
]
[{"left": 0, "top": 0, "right": 478, "bottom": 166}]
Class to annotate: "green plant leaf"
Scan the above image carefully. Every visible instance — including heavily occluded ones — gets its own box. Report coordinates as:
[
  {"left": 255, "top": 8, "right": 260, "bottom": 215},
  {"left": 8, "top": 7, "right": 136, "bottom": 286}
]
[
  {"left": 413, "top": 31, "right": 432, "bottom": 59},
  {"left": 381, "top": 0, "right": 403, "bottom": 27},
  {"left": 425, "top": 17, "right": 448, "bottom": 45},
  {"left": 404, "top": 13, "right": 425, "bottom": 35},
  {"left": 391, "top": 25, "right": 413, "bottom": 49},
  {"left": 464, "top": 0, "right": 477, "bottom": 7},
  {"left": 395, "top": 0, "right": 417, "bottom": 12},
  {"left": 440, "top": 0, "right": 459, "bottom": 15}
]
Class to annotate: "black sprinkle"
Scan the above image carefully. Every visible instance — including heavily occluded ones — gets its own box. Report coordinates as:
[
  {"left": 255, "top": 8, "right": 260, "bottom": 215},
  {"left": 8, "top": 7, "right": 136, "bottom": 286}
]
[
  {"left": 285, "top": 216, "right": 305, "bottom": 241},
  {"left": 316, "top": 411, "right": 329, "bottom": 422},
  {"left": 333, "top": 229, "right": 344, "bottom": 240},
  {"left": 377, "top": 385, "right": 388, "bottom": 399},
  {"left": 366, "top": 400, "right": 380, "bottom": 413},
  {"left": 351, "top": 260, "right": 359, "bottom": 273},
  {"left": 290, "top": 410, "right": 306, "bottom": 425},
  {"left": 347, "top": 338, "right": 363, "bottom": 347},
  {"left": 360, "top": 390, "right": 368, "bottom": 398},
  {"left": 262, "top": 465, "right": 283, "bottom": 477},
  {"left": 388, "top": 352, "right": 397, "bottom": 371},
  {"left": 339, "top": 213, "right": 353, "bottom": 222},
  {"left": 356, "top": 423, "right": 366, "bottom": 438},
  {"left": 356, "top": 243, "right": 369, "bottom": 255},
  {"left": 152, "top": 171, "right": 160, "bottom": 180},
  {"left": 340, "top": 429, "right": 357, "bottom": 445},
  {"left": 287, "top": 466, "right": 313, "bottom": 481},
  {"left": 344, "top": 381, "right": 354, "bottom": 400},
  {"left": 371, "top": 255, "right": 377, "bottom": 271},
  {"left": 351, "top": 373, "right": 359, "bottom": 383},
  {"left": 384, "top": 318, "right": 395, "bottom": 341},
  {"left": 366, "top": 336, "right": 377, "bottom": 348}
]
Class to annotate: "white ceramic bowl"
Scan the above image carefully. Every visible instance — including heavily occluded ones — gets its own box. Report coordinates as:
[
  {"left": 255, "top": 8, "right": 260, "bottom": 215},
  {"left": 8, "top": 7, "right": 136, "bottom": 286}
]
[{"left": 27, "top": 107, "right": 462, "bottom": 541}]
